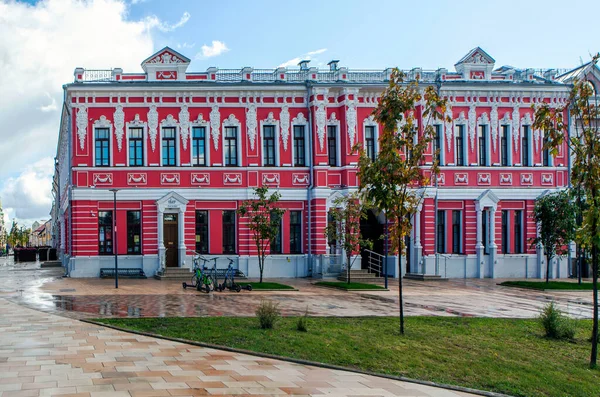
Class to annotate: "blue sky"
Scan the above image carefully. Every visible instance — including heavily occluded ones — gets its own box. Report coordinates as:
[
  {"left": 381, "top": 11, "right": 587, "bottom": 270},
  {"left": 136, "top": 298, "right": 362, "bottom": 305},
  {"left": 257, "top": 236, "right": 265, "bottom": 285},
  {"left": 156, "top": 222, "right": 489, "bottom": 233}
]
[{"left": 1, "top": 0, "right": 599, "bottom": 228}]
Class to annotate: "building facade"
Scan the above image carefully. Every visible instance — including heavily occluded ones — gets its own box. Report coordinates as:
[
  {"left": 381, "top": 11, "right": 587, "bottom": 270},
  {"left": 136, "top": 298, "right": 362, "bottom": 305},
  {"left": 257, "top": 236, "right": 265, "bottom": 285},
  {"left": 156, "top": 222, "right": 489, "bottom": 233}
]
[{"left": 53, "top": 46, "right": 586, "bottom": 278}]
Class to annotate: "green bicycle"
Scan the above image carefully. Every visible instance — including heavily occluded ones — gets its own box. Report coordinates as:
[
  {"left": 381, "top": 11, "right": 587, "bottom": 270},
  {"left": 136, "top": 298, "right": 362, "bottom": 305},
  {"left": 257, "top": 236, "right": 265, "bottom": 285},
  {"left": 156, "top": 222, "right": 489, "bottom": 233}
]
[{"left": 182, "top": 254, "right": 215, "bottom": 293}]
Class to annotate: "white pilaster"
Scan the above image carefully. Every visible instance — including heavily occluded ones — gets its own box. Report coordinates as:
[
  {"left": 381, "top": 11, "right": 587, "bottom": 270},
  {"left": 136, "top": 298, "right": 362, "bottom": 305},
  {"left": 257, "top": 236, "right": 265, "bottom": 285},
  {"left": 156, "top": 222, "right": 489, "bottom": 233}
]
[
  {"left": 475, "top": 203, "right": 484, "bottom": 278},
  {"left": 178, "top": 207, "right": 186, "bottom": 268},
  {"left": 489, "top": 206, "right": 497, "bottom": 278},
  {"left": 414, "top": 208, "right": 423, "bottom": 274},
  {"left": 157, "top": 209, "right": 165, "bottom": 272}
]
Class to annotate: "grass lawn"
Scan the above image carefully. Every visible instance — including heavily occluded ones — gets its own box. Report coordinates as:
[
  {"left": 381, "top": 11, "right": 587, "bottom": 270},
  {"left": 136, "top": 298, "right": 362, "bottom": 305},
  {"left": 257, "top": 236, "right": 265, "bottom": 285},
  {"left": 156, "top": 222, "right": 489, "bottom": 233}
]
[
  {"left": 500, "top": 280, "right": 595, "bottom": 290},
  {"left": 96, "top": 316, "right": 599, "bottom": 397},
  {"left": 244, "top": 282, "right": 295, "bottom": 290},
  {"left": 315, "top": 281, "right": 386, "bottom": 290}
]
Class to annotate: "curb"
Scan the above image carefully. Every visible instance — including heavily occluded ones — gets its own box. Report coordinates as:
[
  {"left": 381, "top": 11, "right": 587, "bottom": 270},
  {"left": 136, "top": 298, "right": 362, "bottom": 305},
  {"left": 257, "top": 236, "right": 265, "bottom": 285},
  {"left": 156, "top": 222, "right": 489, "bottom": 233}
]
[
  {"left": 312, "top": 284, "right": 389, "bottom": 292},
  {"left": 81, "top": 319, "right": 513, "bottom": 397}
]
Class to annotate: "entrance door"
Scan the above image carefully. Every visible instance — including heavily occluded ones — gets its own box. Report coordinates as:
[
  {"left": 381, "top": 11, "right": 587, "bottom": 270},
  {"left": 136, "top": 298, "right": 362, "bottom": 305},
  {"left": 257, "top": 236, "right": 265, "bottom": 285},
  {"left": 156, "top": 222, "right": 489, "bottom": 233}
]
[
  {"left": 360, "top": 210, "right": 384, "bottom": 270},
  {"left": 164, "top": 213, "right": 178, "bottom": 267}
]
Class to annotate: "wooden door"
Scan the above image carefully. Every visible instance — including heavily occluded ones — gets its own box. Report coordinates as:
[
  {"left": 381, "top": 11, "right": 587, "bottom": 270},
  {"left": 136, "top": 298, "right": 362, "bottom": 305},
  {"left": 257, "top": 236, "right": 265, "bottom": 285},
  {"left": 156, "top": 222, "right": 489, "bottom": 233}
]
[{"left": 164, "top": 213, "right": 178, "bottom": 267}]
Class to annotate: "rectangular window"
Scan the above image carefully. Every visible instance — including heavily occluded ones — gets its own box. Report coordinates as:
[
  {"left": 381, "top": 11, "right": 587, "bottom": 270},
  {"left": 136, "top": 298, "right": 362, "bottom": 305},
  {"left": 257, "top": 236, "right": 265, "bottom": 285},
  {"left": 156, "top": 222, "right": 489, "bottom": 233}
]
[
  {"left": 328, "top": 126, "right": 337, "bottom": 166},
  {"left": 293, "top": 126, "right": 306, "bottom": 166},
  {"left": 514, "top": 210, "right": 523, "bottom": 253},
  {"left": 270, "top": 211, "right": 282, "bottom": 254},
  {"left": 437, "top": 210, "right": 446, "bottom": 253},
  {"left": 365, "top": 126, "right": 376, "bottom": 161},
  {"left": 98, "top": 211, "right": 113, "bottom": 255},
  {"left": 502, "top": 210, "right": 509, "bottom": 254},
  {"left": 452, "top": 210, "right": 461, "bottom": 254},
  {"left": 263, "top": 125, "right": 276, "bottom": 166},
  {"left": 433, "top": 125, "right": 442, "bottom": 165},
  {"left": 522, "top": 126, "right": 530, "bottom": 166},
  {"left": 195, "top": 210, "right": 209, "bottom": 254},
  {"left": 327, "top": 212, "right": 337, "bottom": 254},
  {"left": 456, "top": 125, "right": 465, "bottom": 166},
  {"left": 127, "top": 211, "right": 141, "bottom": 255},
  {"left": 129, "top": 128, "right": 144, "bottom": 166},
  {"left": 482, "top": 210, "right": 488, "bottom": 254},
  {"left": 542, "top": 135, "right": 550, "bottom": 166},
  {"left": 478, "top": 125, "right": 487, "bottom": 166},
  {"left": 289, "top": 211, "right": 302, "bottom": 254},
  {"left": 95, "top": 128, "right": 110, "bottom": 167},
  {"left": 224, "top": 127, "right": 238, "bottom": 166},
  {"left": 501, "top": 125, "right": 509, "bottom": 166},
  {"left": 162, "top": 127, "right": 176, "bottom": 166},
  {"left": 222, "top": 210, "right": 236, "bottom": 254},
  {"left": 192, "top": 127, "right": 206, "bottom": 166}
]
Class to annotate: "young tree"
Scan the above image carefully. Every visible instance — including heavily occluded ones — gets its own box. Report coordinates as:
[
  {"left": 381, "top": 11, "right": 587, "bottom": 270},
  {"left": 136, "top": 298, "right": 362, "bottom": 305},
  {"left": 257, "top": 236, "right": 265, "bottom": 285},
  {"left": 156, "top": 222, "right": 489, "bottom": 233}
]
[
  {"left": 531, "top": 190, "right": 577, "bottom": 284},
  {"left": 324, "top": 192, "right": 372, "bottom": 284},
  {"left": 8, "top": 221, "right": 18, "bottom": 247},
  {"left": 533, "top": 53, "right": 600, "bottom": 368},
  {"left": 238, "top": 186, "right": 286, "bottom": 283},
  {"left": 357, "top": 69, "right": 447, "bottom": 334}
]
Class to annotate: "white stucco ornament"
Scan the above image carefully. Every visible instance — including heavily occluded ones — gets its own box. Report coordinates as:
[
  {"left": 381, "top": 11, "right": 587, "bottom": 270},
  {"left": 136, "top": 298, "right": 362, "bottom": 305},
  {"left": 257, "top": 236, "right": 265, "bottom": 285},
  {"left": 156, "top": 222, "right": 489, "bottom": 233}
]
[
  {"left": 346, "top": 103, "right": 357, "bottom": 146},
  {"left": 315, "top": 103, "right": 326, "bottom": 150},
  {"left": 490, "top": 104, "right": 498, "bottom": 153},
  {"left": 280, "top": 105, "right": 290, "bottom": 151},
  {"left": 148, "top": 105, "right": 159, "bottom": 151},
  {"left": 210, "top": 105, "right": 221, "bottom": 150},
  {"left": 113, "top": 105, "right": 125, "bottom": 152},
  {"left": 246, "top": 104, "right": 258, "bottom": 150},
  {"left": 76, "top": 106, "right": 88, "bottom": 150},
  {"left": 468, "top": 103, "right": 476, "bottom": 152}
]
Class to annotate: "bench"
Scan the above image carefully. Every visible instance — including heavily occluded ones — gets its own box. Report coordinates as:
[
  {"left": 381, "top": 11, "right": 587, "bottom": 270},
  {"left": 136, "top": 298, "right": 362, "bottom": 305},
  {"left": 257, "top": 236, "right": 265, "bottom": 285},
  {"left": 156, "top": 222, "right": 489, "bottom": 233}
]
[
  {"left": 210, "top": 269, "right": 247, "bottom": 279},
  {"left": 100, "top": 268, "right": 147, "bottom": 279}
]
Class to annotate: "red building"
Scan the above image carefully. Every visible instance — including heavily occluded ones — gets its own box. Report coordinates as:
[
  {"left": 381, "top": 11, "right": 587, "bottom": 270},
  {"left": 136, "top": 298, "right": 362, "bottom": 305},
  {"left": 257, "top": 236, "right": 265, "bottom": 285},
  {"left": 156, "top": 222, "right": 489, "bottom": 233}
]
[{"left": 52, "top": 46, "right": 593, "bottom": 279}]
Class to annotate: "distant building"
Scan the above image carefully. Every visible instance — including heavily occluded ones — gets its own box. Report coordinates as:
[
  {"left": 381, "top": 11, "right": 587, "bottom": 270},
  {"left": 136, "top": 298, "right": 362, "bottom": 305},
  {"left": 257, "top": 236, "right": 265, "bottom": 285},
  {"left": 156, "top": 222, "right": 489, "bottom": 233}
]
[{"left": 52, "top": 46, "right": 600, "bottom": 279}]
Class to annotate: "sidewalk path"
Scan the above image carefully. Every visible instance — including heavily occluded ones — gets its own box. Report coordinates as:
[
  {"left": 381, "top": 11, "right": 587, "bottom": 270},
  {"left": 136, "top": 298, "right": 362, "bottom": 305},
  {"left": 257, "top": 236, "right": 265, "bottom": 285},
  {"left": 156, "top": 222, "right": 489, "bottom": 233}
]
[{"left": 0, "top": 298, "right": 478, "bottom": 397}]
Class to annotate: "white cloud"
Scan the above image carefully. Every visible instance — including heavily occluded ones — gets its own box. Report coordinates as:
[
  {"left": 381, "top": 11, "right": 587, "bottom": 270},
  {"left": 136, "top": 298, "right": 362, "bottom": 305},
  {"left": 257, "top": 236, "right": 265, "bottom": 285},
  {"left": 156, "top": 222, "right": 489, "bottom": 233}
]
[
  {"left": 0, "top": 0, "right": 181, "bottom": 226},
  {"left": 196, "top": 41, "right": 230, "bottom": 59},
  {"left": 143, "top": 11, "right": 190, "bottom": 32},
  {"left": 177, "top": 42, "right": 196, "bottom": 50},
  {"left": 278, "top": 48, "right": 328, "bottom": 68},
  {"left": 1, "top": 157, "right": 54, "bottom": 221}
]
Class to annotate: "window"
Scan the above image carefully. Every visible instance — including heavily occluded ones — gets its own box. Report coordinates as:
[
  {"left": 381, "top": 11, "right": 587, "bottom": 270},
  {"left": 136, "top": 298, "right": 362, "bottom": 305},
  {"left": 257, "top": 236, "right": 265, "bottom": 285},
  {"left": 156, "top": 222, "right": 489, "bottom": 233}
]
[
  {"left": 293, "top": 125, "right": 306, "bottom": 166},
  {"left": 365, "top": 125, "right": 376, "bottom": 161},
  {"left": 501, "top": 125, "right": 509, "bottom": 166},
  {"left": 222, "top": 210, "right": 236, "bottom": 254},
  {"left": 263, "top": 125, "right": 276, "bottom": 166},
  {"left": 328, "top": 126, "right": 338, "bottom": 166},
  {"left": 195, "top": 210, "right": 209, "bottom": 254},
  {"left": 192, "top": 127, "right": 206, "bottom": 166},
  {"left": 129, "top": 128, "right": 143, "bottom": 166},
  {"left": 452, "top": 210, "right": 461, "bottom": 254},
  {"left": 482, "top": 210, "right": 488, "bottom": 253},
  {"left": 327, "top": 211, "right": 338, "bottom": 254},
  {"left": 98, "top": 211, "right": 113, "bottom": 255},
  {"left": 270, "top": 211, "right": 282, "bottom": 254},
  {"left": 514, "top": 210, "right": 523, "bottom": 253},
  {"left": 456, "top": 125, "right": 465, "bottom": 166},
  {"left": 290, "top": 211, "right": 302, "bottom": 254},
  {"left": 162, "top": 127, "right": 176, "bottom": 166},
  {"left": 433, "top": 125, "right": 442, "bottom": 165},
  {"left": 436, "top": 210, "right": 446, "bottom": 253},
  {"left": 127, "top": 211, "right": 141, "bottom": 254},
  {"left": 502, "top": 210, "right": 509, "bottom": 254},
  {"left": 224, "top": 127, "right": 238, "bottom": 166},
  {"left": 522, "top": 126, "right": 530, "bottom": 166},
  {"left": 95, "top": 128, "right": 110, "bottom": 167},
  {"left": 478, "top": 125, "right": 487, "bottom": 166},
  {"left": 542, "top": 135, "right": 550, "bottom": 166}
]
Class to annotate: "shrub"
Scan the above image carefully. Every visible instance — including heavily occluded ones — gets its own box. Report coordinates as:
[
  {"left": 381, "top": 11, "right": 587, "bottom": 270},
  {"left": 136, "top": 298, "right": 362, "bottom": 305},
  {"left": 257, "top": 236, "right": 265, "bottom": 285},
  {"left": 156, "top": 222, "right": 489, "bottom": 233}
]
[
  {"left": 296, "top": 307, "right": 309, "bottom": 332},
  {"left": 256, "top": 300, "right": 280, "bottom": 329},
  {"left": 540, "top": 302, "right": 576, "bottom": 340}
]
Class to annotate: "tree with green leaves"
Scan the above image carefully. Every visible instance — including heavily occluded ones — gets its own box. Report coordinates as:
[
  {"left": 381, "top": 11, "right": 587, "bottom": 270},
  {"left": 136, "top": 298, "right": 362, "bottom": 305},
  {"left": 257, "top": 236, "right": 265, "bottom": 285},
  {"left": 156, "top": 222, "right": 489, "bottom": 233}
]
[
  {"left": 238, "top": 186, "right": 286, "bottom": 283},
  {"left": 8, "top": 221, "right": 19, "bottom": 247},
  {"left": 324, "top": 192, "right": 372, "bottom": 284},
  {"left": 357, "top": 69, "right": 447, "bottom": 335},
  {"left": 533, "top": 53, "right": 600, "bottom": 368},
  {"left": 530, "top": 190, "right": 577, "bottom": 284}
]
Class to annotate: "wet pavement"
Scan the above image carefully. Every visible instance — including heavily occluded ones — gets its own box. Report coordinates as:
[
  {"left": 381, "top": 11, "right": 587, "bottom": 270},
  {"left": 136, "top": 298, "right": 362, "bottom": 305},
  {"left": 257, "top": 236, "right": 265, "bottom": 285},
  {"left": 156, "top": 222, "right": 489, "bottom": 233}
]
[{"left": 0, "top": 256, "right": 594, "bottom": 320}]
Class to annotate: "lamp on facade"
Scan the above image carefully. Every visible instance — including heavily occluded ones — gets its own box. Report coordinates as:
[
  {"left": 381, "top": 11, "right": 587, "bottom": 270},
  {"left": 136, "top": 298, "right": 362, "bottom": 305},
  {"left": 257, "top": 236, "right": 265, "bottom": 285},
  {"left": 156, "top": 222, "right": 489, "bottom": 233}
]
[{"left": 109, "top": 189, "right": 119, "bottom": 288}]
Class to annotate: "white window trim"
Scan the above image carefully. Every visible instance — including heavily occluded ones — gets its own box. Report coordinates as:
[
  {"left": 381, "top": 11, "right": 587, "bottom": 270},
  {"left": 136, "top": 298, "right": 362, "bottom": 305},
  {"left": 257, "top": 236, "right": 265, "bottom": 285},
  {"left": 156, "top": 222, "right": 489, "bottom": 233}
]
[
  {"left": 363, "top": 115, "right": 379, "bottom": 161},
  {"left": 222, "top": 114, "right": 242, "bottom": 167},
  {"left": 521, "top": 124, "right": 533, "bottom": 167},
  {"left": 160, "top": 115, "right": 180, "bottom": 167},
  {"left": 260, "top": 112, "right": 280, "bottom": 167},
  {"left": 93, "top": 116, "right": 113, "bottom": 167},
  {"left": 327, "top": 113, "right": 341, "bottom": 167},
  {"left": 126, "top": 116, "right": 148, "bottom": 167},
  {"left": 190, "top": 115, "right": 211, "bottom": 167},
  {"left": 500, "top": 124, "right": 512, "bottom": 166},
  {"left": 454, "top": 122, "right": 468, "bottom": 166},
  {"left": 291, "top": 113, "right": 309, "bottom": 167},
  {"left": 477, "top": 123, "right": 491, "bottom": 166}
]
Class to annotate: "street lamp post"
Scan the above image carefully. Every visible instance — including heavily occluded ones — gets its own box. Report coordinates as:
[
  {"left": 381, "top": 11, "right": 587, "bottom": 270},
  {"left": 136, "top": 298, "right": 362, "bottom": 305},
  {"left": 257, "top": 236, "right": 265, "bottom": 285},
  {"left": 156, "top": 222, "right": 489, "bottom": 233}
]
[{"left": 109, "top": 189, "right": 119, "bottom": 289}]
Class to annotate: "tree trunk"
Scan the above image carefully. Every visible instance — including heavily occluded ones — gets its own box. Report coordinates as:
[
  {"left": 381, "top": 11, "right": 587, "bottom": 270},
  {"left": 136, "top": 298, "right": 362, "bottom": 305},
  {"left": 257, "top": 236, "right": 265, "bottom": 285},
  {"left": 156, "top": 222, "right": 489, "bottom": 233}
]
[
  {"left": 398, "top": 232, "right": 404, "bottom": 335},
  {"left": 347, "top": 253, "right": 351, "bottom": 284},
  {"left": 591, "top": 241, "right": 598, "bottom": 368},
  {"left": 546, "top": 253, "right": 551, "bottom": 284}
]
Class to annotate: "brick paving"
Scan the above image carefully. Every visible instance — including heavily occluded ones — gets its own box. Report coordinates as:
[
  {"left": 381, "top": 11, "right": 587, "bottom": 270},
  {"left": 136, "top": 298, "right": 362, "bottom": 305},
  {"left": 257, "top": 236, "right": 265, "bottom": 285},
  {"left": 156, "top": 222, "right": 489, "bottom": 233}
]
[{"left": 0, "top": 298, "right": 477, "bottom": 397}]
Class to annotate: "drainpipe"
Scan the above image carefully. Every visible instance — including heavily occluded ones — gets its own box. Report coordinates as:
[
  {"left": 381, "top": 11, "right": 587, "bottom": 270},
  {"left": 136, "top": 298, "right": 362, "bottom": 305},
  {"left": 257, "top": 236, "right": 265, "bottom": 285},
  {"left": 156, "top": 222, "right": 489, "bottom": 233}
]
[{"left": 306, "top": 83, "right": 315, "bottom": 277}]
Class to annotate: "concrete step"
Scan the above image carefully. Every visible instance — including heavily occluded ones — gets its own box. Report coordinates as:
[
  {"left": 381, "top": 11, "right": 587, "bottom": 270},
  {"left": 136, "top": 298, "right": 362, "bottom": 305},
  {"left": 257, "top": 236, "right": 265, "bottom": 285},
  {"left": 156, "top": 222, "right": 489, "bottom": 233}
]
[
  {"left": 154, "top": 274, "right": 194, "bottom": 280},
  {"left": 404, "top": 273, "right": 448, "bottom": 281},
  {"left": 337, "top": 276, "right": 386, "bottom": 284},
  {"left": 41, "top": 261, "right": 62, "bottom": 268},
  {"left": 160, "top": 267, "right": 193, "bottom": 273}
]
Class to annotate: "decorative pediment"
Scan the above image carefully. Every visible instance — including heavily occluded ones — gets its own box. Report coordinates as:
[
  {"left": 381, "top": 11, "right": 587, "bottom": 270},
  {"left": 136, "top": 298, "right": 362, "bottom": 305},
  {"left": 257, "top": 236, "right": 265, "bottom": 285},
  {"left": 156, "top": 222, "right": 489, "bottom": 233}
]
[
  {"left": 156, "top": 191, "right": 189, "bottom": 212},
  {"left": 455, "top": 47, "right": 495, "bottom": 66},
  {"left": 142, "top": 47, "right": 190, "bottom": 67},
  {"left": 476, "top": 189, "right": 500, "bottom": 210},
  {"left": 141, "top": 46, "right": 190, "bottom": 81},
  {"left": 454, "top": 47, "right": 496, "bottom": 80}
]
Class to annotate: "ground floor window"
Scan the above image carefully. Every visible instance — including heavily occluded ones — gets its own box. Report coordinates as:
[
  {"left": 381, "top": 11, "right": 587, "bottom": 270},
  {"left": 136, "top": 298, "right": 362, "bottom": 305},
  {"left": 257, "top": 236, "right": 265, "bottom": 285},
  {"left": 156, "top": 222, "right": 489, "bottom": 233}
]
[
  {"left": 222, "top": 210, "right": 236, "bottom": 254},
  {"left": 514, "top": 210, "right": 523, "bottom": 253},
  {"left": 290, "top": 211, "right": 302, "bottom": 254},
  {"left": 195, "top": 210, "right": 209, "bottom": 254},
  {"left": 127, "top": 211, "right": 141, "bottom": 254},
  {"left": 452, "top": 210, "right": 462, "bottom": 254},
  {"left": 437, "top": 210, "right": 446, "bottom": 253},
  {"left": 270, "top": 211, "right": 282, "bottom": 254},
  {"left": 98, "top": 211, "right": 113, "bottom": 255}
]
